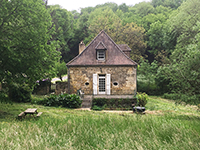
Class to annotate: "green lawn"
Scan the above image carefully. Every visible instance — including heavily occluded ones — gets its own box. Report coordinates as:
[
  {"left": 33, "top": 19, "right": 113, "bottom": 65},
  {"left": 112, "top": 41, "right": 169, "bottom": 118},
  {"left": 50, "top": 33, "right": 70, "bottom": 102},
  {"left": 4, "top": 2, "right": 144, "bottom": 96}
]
[{"left": 0, "top": 96, "right": 200, "bottom": 150}]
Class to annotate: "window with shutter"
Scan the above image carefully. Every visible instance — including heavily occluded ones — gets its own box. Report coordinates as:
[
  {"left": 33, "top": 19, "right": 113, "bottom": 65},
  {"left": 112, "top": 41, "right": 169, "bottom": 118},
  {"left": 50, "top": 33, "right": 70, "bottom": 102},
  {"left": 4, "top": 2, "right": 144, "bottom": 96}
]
[
  {"left": 93, "top": 74, "right": 97, "bottom": 95},
  {"left": 106, "top": 74, "right": 110, "bottom": 95}
]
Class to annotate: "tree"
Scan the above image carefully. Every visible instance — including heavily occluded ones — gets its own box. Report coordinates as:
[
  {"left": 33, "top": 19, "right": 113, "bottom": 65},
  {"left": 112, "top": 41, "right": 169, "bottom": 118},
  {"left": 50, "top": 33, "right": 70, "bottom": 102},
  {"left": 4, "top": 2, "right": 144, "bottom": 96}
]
[
  {"left": 137, "top": 59, "right": 159, "bottom": 94},
  {"left": 113, "top": 23, "right": 147, "bottom": 62},
  {"left": 133, "top": 2, "right": 155, "bottom": 18},
  {"left": 0, "top": 0, "right": 60, "bottom": 88},
  {"left": 118, "top": 3, "right": 129, "bottom": 13},
  {"left": 88, "top": 8, "right": 146, "bottom": 62},
  {"left": 156, "top": 0, "right": 200, "bottom": 104},
  {"left": 151, "top": 0, "right": 185, "bottom": 9},
  {"left": 49, "top": 5, "right": 74, "bottom": 63},
  {"left": 164, "top": 0, "right": 200, "bottom": 53},
  {"left": 55, "top": 61, "right": 68, "bottom": 81},
  {"left": 88, "top": 8, "right": 121, "bottom": 42}
]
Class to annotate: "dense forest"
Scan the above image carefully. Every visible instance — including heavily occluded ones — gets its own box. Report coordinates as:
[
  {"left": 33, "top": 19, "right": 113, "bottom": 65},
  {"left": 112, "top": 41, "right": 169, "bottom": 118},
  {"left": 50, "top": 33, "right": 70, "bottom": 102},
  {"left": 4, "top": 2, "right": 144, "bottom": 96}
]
[{"left": 0, "top": 0, "right": 199, "bottom": 105}]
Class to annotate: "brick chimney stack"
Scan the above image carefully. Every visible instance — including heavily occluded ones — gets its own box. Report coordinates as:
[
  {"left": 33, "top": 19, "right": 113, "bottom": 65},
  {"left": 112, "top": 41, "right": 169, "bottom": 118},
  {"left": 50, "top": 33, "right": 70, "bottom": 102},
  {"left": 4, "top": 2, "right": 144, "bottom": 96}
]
[{"left": 79, "top": 41, "right": 86, "bottom": 54}]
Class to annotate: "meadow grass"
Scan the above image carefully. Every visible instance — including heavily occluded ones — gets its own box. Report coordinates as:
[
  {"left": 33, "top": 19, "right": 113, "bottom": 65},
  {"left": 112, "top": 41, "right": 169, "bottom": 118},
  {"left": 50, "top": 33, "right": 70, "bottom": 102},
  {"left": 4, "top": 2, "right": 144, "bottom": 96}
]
[{"left": 0, "top": 96, "right": 200, "bottom": 150}]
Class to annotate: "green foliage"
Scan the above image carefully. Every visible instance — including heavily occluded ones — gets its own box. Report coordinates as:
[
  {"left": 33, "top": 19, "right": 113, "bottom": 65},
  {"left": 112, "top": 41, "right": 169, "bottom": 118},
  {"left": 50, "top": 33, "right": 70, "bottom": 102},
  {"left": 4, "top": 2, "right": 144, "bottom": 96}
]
[
  {"left": 55, "top": 61, "right": 68, "bottom": 81},
  {"left": 151, "top": 0, "right": 185, "bottom": 9},
  {"left": 155, "top": 66, "right": 171, "bottom": 94},
  {"left": 0, "top": 91, "right": 9, "bottom": 103},
  {"left": 163, "top": 93, "right": 200, "bottom": 105},
  {"left": 49, "top": 5, "right": 74, "bottom": 63},
  {"left": 0, "top": 0, "right": 60, "bottom": 87},
  {"left": 92, "top": 98, "right": 135, "bottom": 110},
  {"left": 8, "top": 83, "right": 32, "bottom": 103},
  {"left": 159, "top": 0, "right": 200, "bottom": 102},
  {"left": 135, "top": 93, "right": 149, "bottom": 107},
  {"left": 137, "top": 78, "right": 158, "bottom": 95},
  {"left": 133, "top": 2, "right": 155, "bottom": 18},
  {"left": 34, "top": 93, "right": 82, "bottom": 108},
  {"left": 87, "top": 7, "right": 146, "bottom": 62},
  {"left": 138, "top": 59, "right": 159, "bottom": 95},
  {"left": 31, "top": 95, "right": 45, "bottom": 104},
  {"left": 92, "top": 105, "right": 104, "bottom": 111}
]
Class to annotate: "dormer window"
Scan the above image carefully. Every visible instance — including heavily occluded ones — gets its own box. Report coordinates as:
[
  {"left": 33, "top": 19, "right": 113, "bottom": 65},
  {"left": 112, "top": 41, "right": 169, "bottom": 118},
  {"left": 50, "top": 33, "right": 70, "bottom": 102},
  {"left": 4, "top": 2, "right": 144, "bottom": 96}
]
[
  {"left": 95, "top": 41, "right": 107, "bottom": 61},
  {"left": 97, "top": 50, "right": 105, "bottom": 60}
]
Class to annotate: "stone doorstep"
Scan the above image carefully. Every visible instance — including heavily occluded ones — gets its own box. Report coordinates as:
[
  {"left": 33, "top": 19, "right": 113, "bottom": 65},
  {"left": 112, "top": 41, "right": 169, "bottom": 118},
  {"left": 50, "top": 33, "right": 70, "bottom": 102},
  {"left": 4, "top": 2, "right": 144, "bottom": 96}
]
[{"left": 81, "top": 100, "right": 92, "bottom": 108}]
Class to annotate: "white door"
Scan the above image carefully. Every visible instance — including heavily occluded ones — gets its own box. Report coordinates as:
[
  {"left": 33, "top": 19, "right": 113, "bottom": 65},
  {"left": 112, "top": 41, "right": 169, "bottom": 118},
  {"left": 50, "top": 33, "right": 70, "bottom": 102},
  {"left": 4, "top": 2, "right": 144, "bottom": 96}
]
[
  {"left": 98, "top": 75, "right": 106, "bottom": 94},
  {"left": 93, "top": 74, "right": 111, "bottom": 95}
]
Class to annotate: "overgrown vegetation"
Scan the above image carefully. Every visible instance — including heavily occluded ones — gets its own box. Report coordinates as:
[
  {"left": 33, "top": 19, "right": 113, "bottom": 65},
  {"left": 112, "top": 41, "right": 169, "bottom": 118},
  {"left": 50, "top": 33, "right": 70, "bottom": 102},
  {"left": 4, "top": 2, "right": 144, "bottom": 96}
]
[
  {"left": 92, "top": 98, "right": 136, "bottom": 110},
  {"left": 0, "top": 97, "right": 200, "bottom": 149},
  {"left": 8, "top": 83, "right": 32, "bottom": 103},
  {"left": 32, "top": 93, "right": 82, "bottom": 108},
  {"left": 135, "top": 92, "right": 149, "bottom": 107},
  {"left": 163, "top": 93, "right": 200, "bottom": 105}
]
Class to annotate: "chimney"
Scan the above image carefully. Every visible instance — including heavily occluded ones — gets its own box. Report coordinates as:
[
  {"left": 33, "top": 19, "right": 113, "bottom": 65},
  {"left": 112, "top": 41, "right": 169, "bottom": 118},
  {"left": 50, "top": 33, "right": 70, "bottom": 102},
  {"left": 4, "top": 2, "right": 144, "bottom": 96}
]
[
  {"left": 118, "top": 44, "right": 131, "bottom": 58},
  {"left": 123, "top": 51, "right": 131, "bottom": 57},
  {"left": 79, "top": 41, "right": 85, "bottom": 54}
]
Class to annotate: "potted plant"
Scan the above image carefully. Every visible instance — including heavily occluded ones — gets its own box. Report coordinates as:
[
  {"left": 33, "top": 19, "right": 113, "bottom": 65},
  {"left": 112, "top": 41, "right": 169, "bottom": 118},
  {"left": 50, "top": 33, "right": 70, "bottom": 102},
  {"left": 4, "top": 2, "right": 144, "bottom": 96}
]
[{"left": 132, "top": 93, "right": 148, "bottom": 113}]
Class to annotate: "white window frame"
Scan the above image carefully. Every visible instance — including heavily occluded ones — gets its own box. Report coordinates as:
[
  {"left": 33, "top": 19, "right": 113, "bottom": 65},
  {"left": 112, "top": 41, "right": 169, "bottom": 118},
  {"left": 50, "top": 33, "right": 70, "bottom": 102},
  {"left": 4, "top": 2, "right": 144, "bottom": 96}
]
[
  {"left": 98, "top": 75, "right": 106, "bottom": 94},
  {"left": 97, "top": 50, "right": 105, "bottom": 60}
]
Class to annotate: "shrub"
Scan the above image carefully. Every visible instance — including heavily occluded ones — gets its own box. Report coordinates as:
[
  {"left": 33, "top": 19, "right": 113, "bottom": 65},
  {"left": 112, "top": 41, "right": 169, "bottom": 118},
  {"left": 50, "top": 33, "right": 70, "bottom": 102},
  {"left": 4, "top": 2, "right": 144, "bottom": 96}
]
[
  {"left": 0, "top": 91, "right": 9, "bottom": 103},
  {"left": 8, "top": 83, "right": 32, "bottom": 102},
  {"left": 163, "top": 93, "right": 200, "bottom": 105},
  {"left": 31, "top": 95, "right": 45, "bottom": 104},
  {"left": 92, "top": 98, "right": 136, "bottom": 110},
  {"left": 92, "top": 105, "right": 104, "bottom": 111},
  {"left": 37, "top": 93, "right": 82, "bottom": 108},
  {"left": 135, "top": 93, "right": 148, "bottom": 107}
]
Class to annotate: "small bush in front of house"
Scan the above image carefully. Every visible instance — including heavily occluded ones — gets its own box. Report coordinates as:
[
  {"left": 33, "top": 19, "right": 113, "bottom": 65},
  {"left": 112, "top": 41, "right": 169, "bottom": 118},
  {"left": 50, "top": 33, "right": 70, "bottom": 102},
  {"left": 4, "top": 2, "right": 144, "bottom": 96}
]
[
  {"left": 37, "top": 93, "right": 82, "bottom": 108},
  {"left": 92, "top": 98, "right": 136, "bottom": 110},
  {"left": 135, "top": 93, "right": 149, "bottom": 107}
]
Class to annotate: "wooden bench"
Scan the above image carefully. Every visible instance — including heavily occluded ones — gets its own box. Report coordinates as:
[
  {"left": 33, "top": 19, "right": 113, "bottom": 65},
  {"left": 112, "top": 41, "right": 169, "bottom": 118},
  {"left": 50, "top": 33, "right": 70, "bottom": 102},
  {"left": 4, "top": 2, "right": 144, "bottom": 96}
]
[
  {"left": 18, "top": 112, "right": 25, "bottom": 118},
  {"left": 36, "top": 112, "right": 43, "bottom": 117}
]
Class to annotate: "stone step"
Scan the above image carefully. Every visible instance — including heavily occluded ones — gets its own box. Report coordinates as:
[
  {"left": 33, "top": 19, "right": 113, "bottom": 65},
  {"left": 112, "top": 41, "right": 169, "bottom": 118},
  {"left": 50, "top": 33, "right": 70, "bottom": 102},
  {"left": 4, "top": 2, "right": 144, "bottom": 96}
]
[
  {"left": 81, "top": 104, "right": 91, "bottom": 108},
  {"left": 82, "top": 99, "right": 92, "bottom": 103},
  {"left": 81, "top": 99, "right": 92, "bottom": 108}
]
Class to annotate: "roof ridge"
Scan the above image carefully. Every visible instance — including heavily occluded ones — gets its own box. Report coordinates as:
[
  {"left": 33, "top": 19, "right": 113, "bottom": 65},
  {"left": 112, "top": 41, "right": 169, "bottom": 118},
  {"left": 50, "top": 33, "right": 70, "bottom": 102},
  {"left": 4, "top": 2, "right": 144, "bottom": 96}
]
[
  {"left": 67, "top": 30, "right": 105, "bottom": 66},
  {"left": 102, "top": 31, "right": 137, "bottom": 65},
  {"left": 67, "top": 30, "right": 137, "bottom": 66}
]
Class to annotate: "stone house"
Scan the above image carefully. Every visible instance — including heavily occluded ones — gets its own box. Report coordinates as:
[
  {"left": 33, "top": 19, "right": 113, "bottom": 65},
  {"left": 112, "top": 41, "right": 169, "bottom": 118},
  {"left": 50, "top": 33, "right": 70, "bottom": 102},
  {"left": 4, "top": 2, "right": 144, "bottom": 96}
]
[{"left": 66, "top": 30, "right": 137, "bottom": 98}]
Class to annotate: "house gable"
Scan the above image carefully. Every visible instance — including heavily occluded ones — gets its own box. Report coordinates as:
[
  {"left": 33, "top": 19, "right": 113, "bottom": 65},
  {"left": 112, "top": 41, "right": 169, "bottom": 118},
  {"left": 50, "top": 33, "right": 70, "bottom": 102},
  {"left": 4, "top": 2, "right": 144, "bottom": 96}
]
[
  {"left": 67, "top": 30, "right": 137, "bottom": 66},
  {"left": 95, "top": 41, "right": 107, "bottom": 50}
]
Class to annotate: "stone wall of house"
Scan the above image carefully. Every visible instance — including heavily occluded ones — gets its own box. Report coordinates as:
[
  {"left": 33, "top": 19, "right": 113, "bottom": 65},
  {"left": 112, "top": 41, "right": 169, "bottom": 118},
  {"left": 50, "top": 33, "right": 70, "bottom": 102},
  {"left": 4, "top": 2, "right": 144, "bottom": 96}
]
[
  {"left": 55, "top": 81, "right": 68, "bottom": 95},
  {"left": 68, "top": 66, "right": 137, "bottom": 95}
]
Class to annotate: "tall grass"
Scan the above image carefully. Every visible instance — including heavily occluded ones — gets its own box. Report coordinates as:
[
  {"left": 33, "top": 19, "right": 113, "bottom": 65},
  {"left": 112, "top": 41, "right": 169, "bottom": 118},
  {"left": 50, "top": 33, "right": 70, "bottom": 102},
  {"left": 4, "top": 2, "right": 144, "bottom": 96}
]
[{"left": 0, "top": 97, "right": 200, "bottom": 150}]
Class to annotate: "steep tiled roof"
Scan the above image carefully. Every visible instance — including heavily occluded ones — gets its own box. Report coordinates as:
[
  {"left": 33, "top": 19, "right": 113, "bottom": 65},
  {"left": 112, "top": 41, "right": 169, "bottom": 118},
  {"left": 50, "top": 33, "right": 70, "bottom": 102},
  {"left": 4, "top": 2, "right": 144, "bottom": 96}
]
[
  {"left": 95, "top": 41, "right": 107, "bottom": 50},
  {"left": 67, "top": 30, "right": 137, "bottom": 66},
  {"left": 118, "top": 44, "right": 131, "bottom": 52}
]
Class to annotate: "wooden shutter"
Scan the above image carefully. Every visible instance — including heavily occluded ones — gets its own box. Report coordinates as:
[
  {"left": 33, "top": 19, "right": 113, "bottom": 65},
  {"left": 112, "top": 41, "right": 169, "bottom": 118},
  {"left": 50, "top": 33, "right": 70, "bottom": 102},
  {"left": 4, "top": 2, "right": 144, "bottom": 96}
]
[
  {"left": 93, "top": 74, "right": 97, "bottom": 95},
  {"left": 106, "top": 74, "right": 111, "bottom": 95}
]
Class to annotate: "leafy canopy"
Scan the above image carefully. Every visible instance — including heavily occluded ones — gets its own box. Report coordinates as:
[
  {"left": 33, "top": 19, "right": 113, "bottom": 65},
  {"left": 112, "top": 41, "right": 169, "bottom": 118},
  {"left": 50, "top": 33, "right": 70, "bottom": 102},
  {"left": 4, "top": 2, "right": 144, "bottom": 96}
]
[{"left": 0, "top": 0, "right": 60, "bottom": 87}]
